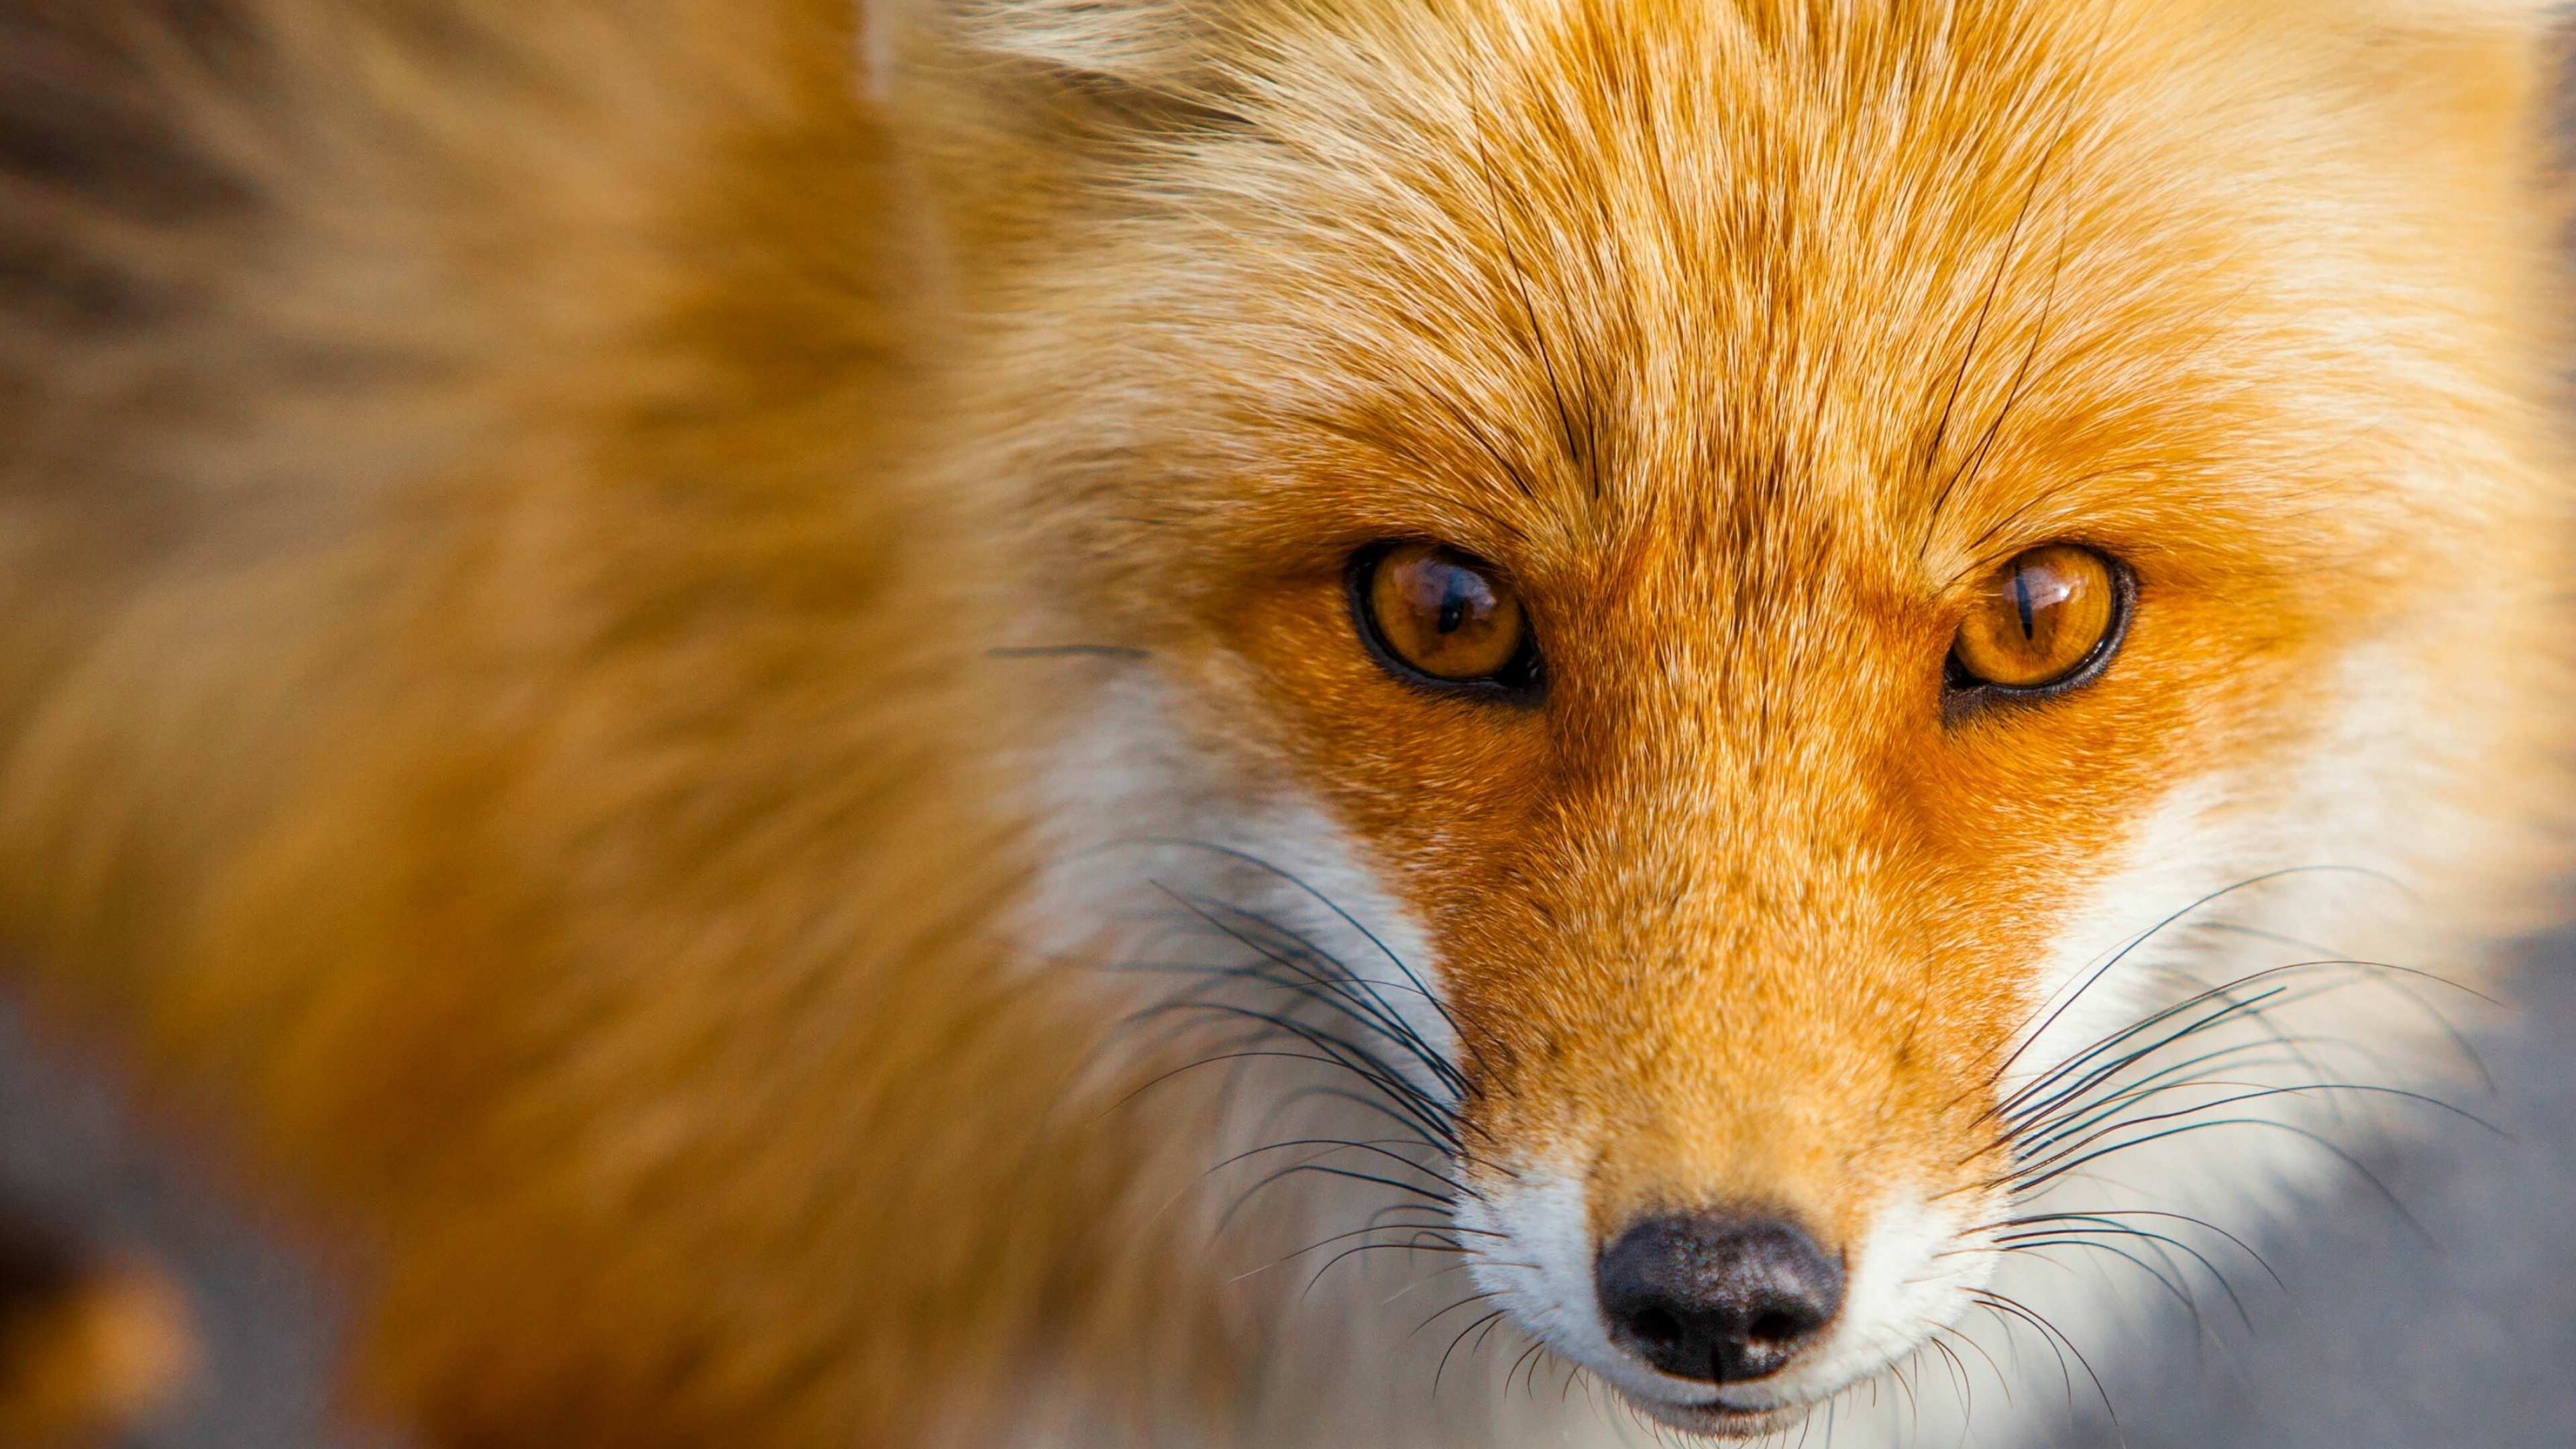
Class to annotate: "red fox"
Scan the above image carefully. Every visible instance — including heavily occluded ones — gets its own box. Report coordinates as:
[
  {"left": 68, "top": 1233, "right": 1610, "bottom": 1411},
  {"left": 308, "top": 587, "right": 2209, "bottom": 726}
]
[{"left": 0, "top": 0, "right": 2565, "bottom": 1444}]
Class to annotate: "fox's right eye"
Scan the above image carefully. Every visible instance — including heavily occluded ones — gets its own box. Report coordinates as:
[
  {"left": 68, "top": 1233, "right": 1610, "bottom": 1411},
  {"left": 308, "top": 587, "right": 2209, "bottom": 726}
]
[
  {"left": 1947, "top": 543, "right": 2128, "bottom": 700},
  {"left": 1351, "top": 542, "right": 1542, "bottom": 698}
]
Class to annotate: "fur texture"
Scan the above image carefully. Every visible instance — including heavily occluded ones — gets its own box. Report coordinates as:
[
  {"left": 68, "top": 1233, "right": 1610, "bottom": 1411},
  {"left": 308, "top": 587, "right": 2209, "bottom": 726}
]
[{"left": 0, "top": 0, "right": 2566, "bottom": 1446}]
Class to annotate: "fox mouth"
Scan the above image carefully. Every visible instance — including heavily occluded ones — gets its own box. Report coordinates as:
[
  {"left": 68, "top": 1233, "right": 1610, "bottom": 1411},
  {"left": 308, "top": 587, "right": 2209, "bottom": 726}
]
[
  {"left": 1594, "top": 1350, "right": 1838, "bottom": 1440},
  {"left": 1627, "top": 1395, "right": 1804, "bottom": 1438}
]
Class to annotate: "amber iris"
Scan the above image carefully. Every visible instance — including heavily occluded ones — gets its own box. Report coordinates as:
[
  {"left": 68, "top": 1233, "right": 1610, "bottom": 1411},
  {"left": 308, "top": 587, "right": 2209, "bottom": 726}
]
[
  {"left": 1362, "top": 542, "right": 1528, "bottom": 684},
  {"left": 1951, "top": 545, "right": 2119, "bottom": 690}
]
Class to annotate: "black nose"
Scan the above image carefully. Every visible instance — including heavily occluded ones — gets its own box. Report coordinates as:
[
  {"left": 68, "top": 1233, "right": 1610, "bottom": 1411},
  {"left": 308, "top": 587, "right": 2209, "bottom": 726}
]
[{"left": 1596, "top": 1210, "right": 1845, "bottom": 1383}]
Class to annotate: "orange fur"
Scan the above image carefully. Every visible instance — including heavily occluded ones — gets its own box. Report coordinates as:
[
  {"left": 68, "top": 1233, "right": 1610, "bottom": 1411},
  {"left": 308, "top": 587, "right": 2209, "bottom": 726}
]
[{"left": 0, "top": 0, "right": 2566, "bottom": 1445}]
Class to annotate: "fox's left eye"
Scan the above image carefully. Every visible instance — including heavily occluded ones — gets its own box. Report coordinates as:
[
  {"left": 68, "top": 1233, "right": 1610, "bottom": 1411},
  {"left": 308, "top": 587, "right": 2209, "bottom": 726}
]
[
  {"left": 1351, "top": 541, "right": 1542, "bottom": 698},
  {"left": 1947, "top": 544, "right": 2129, "bottom": 698}
]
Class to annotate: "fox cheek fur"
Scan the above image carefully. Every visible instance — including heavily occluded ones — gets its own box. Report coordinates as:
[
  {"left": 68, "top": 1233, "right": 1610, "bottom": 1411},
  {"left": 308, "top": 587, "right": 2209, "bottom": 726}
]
[{"left": 0, "top": 0, "right": 2566, "bottom": 1446}]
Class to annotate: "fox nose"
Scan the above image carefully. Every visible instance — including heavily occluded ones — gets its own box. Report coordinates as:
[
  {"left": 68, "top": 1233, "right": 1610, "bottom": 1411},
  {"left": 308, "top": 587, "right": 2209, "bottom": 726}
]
[{"left": 1595, "top": 1211, "right": 1845, "bottom": 1384}]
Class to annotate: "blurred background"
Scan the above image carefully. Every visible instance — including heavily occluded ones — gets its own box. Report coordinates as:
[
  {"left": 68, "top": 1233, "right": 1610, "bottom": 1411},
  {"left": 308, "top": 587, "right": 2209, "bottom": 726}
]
[{"left": 0, "top": 928, "right": 2570, "bottom": 1447}]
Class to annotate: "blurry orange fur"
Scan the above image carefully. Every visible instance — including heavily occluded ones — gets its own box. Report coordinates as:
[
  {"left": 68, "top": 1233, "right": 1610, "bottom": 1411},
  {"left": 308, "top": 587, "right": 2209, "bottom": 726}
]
[{"left": 0, "top": 1, "right": 2566, "bottom": 1446}]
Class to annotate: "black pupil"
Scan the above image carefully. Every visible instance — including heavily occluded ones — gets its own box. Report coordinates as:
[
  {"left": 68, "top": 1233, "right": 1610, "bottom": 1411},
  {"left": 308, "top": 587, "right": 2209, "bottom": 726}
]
[
  {"left": 1437, "top": 568, "right": 1474, "bottom": 635},
  {"left": 2014, "top": 568, "right": 2037, "bottom": 640}
]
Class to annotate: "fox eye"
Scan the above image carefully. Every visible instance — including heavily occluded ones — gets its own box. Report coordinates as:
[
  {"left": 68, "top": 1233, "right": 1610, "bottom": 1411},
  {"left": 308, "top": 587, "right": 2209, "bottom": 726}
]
[
  {"left": 1948, "top": 545, "right": 2127, "bottom": 697},
  {"left": 1352, "top": 541, "right": 1540, "bottom": 696}
]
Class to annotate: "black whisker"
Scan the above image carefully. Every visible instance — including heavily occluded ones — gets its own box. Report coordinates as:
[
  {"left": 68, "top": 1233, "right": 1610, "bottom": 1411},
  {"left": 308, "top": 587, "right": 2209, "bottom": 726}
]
[
  {"left": 2012, "top": 1114, "right": 2436, "bottom": 1247},
  {"left": 1435, "top": 1307, "right": 1511, "bottom": 1393},
  {"left": 2003, "top": 1083, "right": 2500, "bottom": 1193},
  {"left": 1984, "top": 867, "right": 2389, "bottom": 1092},
  {"left": 1973, "top": 1288, "right": 2118, "bottom": 1430},
  {"left": 1995, "top": 1208, "right": 2282, "bottom": 1289}
]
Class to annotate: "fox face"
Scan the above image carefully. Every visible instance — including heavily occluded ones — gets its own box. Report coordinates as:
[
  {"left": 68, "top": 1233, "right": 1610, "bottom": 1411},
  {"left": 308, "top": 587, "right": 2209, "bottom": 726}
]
[{"left": 932, "top": 0, "right": 2569, "bottom": 1433}]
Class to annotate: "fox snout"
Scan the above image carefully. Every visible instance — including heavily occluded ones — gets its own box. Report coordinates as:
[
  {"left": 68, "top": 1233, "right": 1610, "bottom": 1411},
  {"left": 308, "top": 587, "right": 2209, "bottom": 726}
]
[
  {"left": 1439, "top": 880, "right": 2023, "bottom": 1419},
  {"left": 1458, "top": 1049, "right": 2006, "bottom": 1428}
]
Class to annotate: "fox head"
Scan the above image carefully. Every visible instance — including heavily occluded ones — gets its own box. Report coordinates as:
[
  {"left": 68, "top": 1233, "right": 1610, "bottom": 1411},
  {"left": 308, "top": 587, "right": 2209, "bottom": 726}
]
[{"left": 899, "top": 0, "right": 2569, "bottom": 1432}]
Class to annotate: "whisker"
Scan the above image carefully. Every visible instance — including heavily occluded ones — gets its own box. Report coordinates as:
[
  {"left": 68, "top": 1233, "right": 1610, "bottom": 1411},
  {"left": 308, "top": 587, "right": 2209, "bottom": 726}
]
[
  {"left": 1435, "top": 1307, "right": 1511, "bottom": 1393},
  {"left": 1971, "top": 1288, "right": 2118, "bottom": 1432},
  {"left": 1994, "top": 1208, "right": 2282, "bottom": 1289},
  {"left": 1104, "top": 837, "right": 1468, "bottom": 1037},
  {"left": 2008, "top": 1114, "right": 2436, "bottom": 1248},
  {"left": 1985, "top": 867, "right": 2392, "bottom": 1092},
  {"left": 2002, "top": 1082, "right": 2500, "bottom": 1193},
  {"left": 1996, "top": 1232, "right": 2230, "bottom": 1334}
]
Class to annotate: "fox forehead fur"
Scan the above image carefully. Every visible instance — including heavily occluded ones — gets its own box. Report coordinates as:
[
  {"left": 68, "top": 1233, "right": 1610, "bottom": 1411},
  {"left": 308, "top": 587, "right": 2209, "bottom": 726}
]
[{"left": 0, "top": 0, "right": 2566, "bottom": 1446}]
